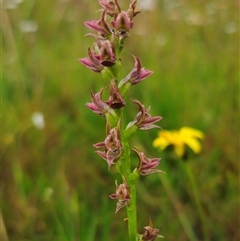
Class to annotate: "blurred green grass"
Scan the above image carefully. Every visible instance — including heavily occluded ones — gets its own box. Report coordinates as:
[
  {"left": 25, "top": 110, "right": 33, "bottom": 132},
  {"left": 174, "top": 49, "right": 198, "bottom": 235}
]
[{"left": 2, "top": 0, "right": 239, "bottom": 240}]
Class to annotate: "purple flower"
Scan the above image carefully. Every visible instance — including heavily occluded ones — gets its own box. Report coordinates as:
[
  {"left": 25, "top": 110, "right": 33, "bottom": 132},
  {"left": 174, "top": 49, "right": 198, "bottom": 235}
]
[
  {"left": 106, "top": 79, "right": 126, "bottom": 109},
  {"left": 141, "top": 219, "right": 164, "bottom": 241},
  {"left": 86, "top": 88, "right": 115, "bottom": 116},
  {"left": 126, "top": 99, "right": 162, "bottom": 130},
  {"left": 127, "top": 0, "right": 141, "bottom": 19},
  {"left": 112, "top": 12, "right": 134, "bottom": 39},
  {"left": 132, "top": 147, "right": 165, "bottom": 176},
  {"left": 98, "top": 0, "right": 117, "bottom": 16},
  {"left": 99, "top": 40, "right": 117, "bottom": 67},
  {"left": 78, "top": 47, "right": 103, "bottom": 72},
  {"left": 119, "top": 55, "right": 153, "bottom": 86},
  {"left": 109, "top": 178, "right": 130, "bottom": 213},
  {"left": 79, "top": 39, "right": 117, "bottom": 71},
  {"left": 84, "top": 10, "right": 112, "bottom": 37},
  {"left": 94, "top": 120, "right": 122, "bottom": 169}
]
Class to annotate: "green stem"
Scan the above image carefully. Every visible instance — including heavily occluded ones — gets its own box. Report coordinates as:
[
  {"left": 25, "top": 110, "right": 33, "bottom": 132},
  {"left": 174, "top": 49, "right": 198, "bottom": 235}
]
[
  {"left": 159, "top": 175, "right": 198, "bottom": 241},
  {"left": 121, "top": 141, "right": 138, "bottom": 241},
  {"left": 184, "top": 162, "right": 209, "bottom": 241},
  {"left": 107, "top": 72, "right": 138, "bottom": 241},
  {"left": 127, "top": 183, "right": 137, "bottom": 241}
]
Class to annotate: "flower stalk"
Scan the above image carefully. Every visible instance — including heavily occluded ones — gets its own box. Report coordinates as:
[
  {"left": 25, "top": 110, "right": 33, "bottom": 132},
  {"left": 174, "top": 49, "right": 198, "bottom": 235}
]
[
  {"left": 153, "top": 127, "right": 205, "bottom": 240},
  {"left": 127, "top": 182, "right": 138, "bottom": 241},
  {"left": 79, "top": 1, "right": 164, "bottom": 240}
]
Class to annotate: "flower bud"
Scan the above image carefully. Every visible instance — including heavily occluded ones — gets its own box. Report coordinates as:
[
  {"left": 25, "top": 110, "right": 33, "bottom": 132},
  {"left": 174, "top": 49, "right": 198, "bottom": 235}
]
[
  {"left": 112, "top": 12, "right": 134, "bottom": 40},
  {"left": 84, "top": 10, "right": 112, "bottom": 37},
  {"left": 126, "top": 99, "right": 162, "bottom": 130},
  {"left": 127, "top": 0, "right": 141, "bottom": 19},
  {"left": 94, "top": 120, "right": 122, "bottom": 170},
  {"left": 86, "top": 88, "right": 115, "bottom": 116},
  {"left": 99, "top": 40, "right": 117, "bottom": 67},
  {"left": 119, "top": 55, "right": 153, "bottom": 87},
  {"left": 79, "top": 47, "right": 103, "bottom": 73},
  {"left": 106, "top": 79, "right": 125, "bottom": 109},
  {"left": 141, "top": 219, "right": 164, "bottom": 241},
  {"left": 109, "top": 178, "right": 130, "bottom": 213},
  {"left": 132, "top": 147, "right": 165, "bottom": 176},
  {"left": 98, "top": 0, "right": 116, "bottom": 16}
]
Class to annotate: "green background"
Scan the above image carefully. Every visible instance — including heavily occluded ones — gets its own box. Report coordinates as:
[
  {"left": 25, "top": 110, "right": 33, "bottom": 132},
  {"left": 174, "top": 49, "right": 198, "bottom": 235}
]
[{"left": 2, "top": 0, "right": 239, "bottom": 240}]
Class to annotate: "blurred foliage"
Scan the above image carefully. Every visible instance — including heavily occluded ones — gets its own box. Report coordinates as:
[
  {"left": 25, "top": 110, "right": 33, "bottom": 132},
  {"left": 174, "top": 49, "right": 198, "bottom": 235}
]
[{"left": 1, "top": 0, "right": 239, "bottom": 240}]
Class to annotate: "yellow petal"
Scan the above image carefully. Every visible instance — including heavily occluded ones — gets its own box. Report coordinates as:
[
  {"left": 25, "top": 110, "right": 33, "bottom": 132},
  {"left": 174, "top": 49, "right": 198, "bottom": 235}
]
[
  {"left": 174, "top": 143, "right": 185, "bottom": 157},
  {"left": 183, "top": 136, "right": 202, "bottom": 154},
  {"left": 160, "top": 130, "right": 177, "bottom": 144},
  {"left": 180, "top": 127, "right": 204, "bottom": 139},
  {"left": 153, "top": 136, "right": 169, "bottom": 150}
]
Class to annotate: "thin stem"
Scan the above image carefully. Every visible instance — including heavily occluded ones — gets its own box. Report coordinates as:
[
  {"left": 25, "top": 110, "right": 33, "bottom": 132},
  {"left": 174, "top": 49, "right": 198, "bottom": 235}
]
[
  {"left": 121, "top": 140, "right": 138, "bottom": 241},
  {"left": 184, "top": 162, "right": 209, "bottom": 241},
  {"left": 159, "top": 175, "right": 198, "bottom": 241},
  {"left": 127, "top": 183, "right": 137, "bottom": 241}
]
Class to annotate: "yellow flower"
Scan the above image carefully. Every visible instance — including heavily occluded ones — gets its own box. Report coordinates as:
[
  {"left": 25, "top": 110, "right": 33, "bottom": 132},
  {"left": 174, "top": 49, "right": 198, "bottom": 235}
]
[{"left": 153, "top": 127, "right": 204, "bottom": 157}]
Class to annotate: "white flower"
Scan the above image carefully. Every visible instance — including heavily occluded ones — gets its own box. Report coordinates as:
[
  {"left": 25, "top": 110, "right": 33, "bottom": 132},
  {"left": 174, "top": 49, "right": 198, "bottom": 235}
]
[
  {"left": 4, "top": 0, "right": 23, "bottom": 9},
  {"left": 42, "top": 187, "right": 54, "bottom": 201},
  {"left": 156, "top": 34, "right": 168, "bottom": 47},
  {"left": 19, "top": 20, "right": 38, "bottom": 33},
  {"left": 224, "top": 22, "right": 238, "bottom": 34},
  {"left": 31, "top": 112, "right": 45, "bottom": 129},
  {"left": 185, "top": 11, "right": 203, "bottom": 25},
  {"left": 138, "top": 0, "right": 156, "bottom": 11}
]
